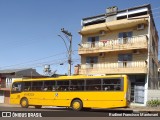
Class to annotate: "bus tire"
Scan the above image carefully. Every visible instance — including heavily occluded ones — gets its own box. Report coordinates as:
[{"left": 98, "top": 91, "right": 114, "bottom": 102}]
[
  {"left": 71, "top": 99, "right": 83, "bottom": 111},
  {"left": 35, "top": 105, "right": 42, "bottom": 109},
  {"left": 20, "top": 98, "right": 29, "bottom": 108}
]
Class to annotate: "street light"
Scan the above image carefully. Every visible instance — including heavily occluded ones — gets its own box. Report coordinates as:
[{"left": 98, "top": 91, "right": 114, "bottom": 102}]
[
  {"left": 58, "top": 28, "right": 72, "bottom": 76},
  {"left": 58, "top": 35, "right": 69, "bottom": 53}
]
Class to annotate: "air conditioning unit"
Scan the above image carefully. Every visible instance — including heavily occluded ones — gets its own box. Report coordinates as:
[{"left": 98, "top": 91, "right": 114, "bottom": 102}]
[
  {"left": 137, "top": 24, "right": 144, "bottom": 30},
  {"left": 99, "top": 52, "right": 105, "bottom": 57},
  {"left": 99, "top": 30, "right": 106, "bottom": 36}
]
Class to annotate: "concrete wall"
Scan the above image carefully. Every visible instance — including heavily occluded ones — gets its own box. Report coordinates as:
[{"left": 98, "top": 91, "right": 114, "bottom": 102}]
[
  {"left": 147, "top": 90, "right": 160, "bottom": 101},
  {"left": 147, "top": 18, "right": 159, "bottom": 89}
]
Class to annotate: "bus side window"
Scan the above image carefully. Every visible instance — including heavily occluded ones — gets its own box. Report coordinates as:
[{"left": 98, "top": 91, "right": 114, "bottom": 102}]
[
  {"left": 94, "top": 86, "right": 100, "bottom": 90},
  {"left": 24, "top": 82, "right": 31, "bottom": 91},
  {"left": 48, "top": 86, "right": 52, "bottom": 91},
  {"left": 59, "top": 86, "right": 64, "bottom": 91},
  {"left": 24, "top": 86, "right": 30, "bottom": 91},
  {"left": 27, "top": 86, "right": 30, "bottom": 91},
  {"left": 43, "top": 84, "right": 48, "bottom": 91},
  {"left": 52, "top": 86, "right": 56, "bottom": 91},
  {"left": 110, "top": 85, "right": 114, "bottom": 90},
  {"left": 44, "top": 81, "right": 56, "bottom": 91},
  {"left": 56, "top": 80, "right": 69, "bottom": 91},
  {"left": 104, "top": 86, "right": 110, "bottom": 91},
  {"left": 114, "top": 85, "right": 121, "bottom": 90}
]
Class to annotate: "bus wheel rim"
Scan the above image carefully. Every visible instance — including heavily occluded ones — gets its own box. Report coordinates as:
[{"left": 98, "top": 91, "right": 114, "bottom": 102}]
[
  {"left": 73, "top": 102, "right": 80, "bottom": 109},
  {"left": 22, "top": 100, "right": 27, "bottom": 106}
]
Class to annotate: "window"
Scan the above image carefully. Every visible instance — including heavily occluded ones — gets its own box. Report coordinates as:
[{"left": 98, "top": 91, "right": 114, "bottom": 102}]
[
  {"left": 6, "top": 78, "right": 12, "bottom": 88},
  {"left": 88, "top": 36, "right": 99, "bottom": 47},
  {"left": 32, "top": 81, "right": 43, "bottom": 91},
  {"left": 84, "top": 19, "right": 105, "bottom": 26},
  {"left": 102, "top": 79, "right": 122, "bottom": 91},
  {"left": 118, "top": 54, "right": 132, "bottom": 61},
  {"left": 57, "top": 80, "right": 69, "bottom": 91},
  {"left": 118, "top": 32, "right": 132, "bottom": 44},
  {"left": 117, "top": 15, "right": 127, "bottom": 20},
  {"left": 128, "top": 11, "right": 147, "bottom": 18},
  {"left": 86, "top": 79, "right": 101, "bottom": 91},
  {"left": 12, "top": 82, "right": 22, "bottom": 92},
  {"left": 86, "top": 56, "right": 98, "bottom": 68},
  {"left": 44, "top": 81, "right": 55, "bottom": 91},
  {"left": 70, "top": 80, "right": 84, "bottom": 91},
  {"left": 118, "top": 54, "right": 132, "bottom": 67},
  {"left": 23, "top": 82, "right": 31, "bottom": 91}
]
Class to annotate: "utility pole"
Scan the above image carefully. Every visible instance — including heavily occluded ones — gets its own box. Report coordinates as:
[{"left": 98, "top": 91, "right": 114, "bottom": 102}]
[{"left": 60, "top": 28, "right": 72, "bottom": 76}]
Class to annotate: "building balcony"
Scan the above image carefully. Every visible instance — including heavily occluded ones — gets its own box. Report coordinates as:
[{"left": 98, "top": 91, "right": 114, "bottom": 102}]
[
  {"left": 78, "top": 61, "right": 147, "bottom": 75},
  {"left": 78, "top": 35, "right": 148, "bottom": 54},
  {"left": 79, "top": 16, "right": 148, "bottom": 35}
]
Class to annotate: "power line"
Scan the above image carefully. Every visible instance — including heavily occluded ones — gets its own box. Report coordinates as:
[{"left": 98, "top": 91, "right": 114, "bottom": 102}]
[
  {"left": 0, "top": 50, "right": 78, "bottom": 69},
  {"left": 6, "top": 58, "right": 80, "bottom": 70},
  {"left": 0, "top": 50, "right": 79, "bottom": 69},
  {"left": 6, "top": 59, "right": 69, "bottom": 70},
  {"left": 0, "top": 52, "right": 66, "bottom": 68}
]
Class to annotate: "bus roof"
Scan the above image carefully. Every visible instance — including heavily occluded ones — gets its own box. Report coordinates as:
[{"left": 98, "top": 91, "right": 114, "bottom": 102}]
[{"left": 13, "top": 75, "right": 127, "bottom": 82}]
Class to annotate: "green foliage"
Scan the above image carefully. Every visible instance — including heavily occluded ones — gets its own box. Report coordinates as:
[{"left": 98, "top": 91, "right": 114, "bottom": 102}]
[{"left": 147, "top": 99, "right": 160, "bottom": 107}]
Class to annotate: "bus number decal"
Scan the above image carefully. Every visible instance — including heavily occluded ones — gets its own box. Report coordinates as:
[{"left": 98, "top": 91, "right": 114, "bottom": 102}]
[{"left": 24, "top": 93, "right": 34, "bottom": 96}]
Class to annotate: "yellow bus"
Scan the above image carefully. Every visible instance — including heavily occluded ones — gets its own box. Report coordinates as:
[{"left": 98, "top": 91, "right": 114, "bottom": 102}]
[{"left": 10, "top": 75, "right": 130, "bottom": 111}]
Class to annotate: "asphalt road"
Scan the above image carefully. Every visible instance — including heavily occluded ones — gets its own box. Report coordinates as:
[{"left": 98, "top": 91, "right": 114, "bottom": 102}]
[
  {"left": 0, "top": 106, "right": 159, "bottom": 120},
  {"left": 0, "top": 106, "right": 134, "bottom": 117}
]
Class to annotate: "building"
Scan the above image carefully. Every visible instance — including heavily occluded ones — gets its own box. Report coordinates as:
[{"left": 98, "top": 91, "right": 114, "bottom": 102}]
[
  {"left": 76, "top": 4, "right": 159, "bottom": 106},
  {"left": 0, "top": 68, "right": 41, "bottom": 104},
  {"left": 158, "top": 61, "right": 160, "bottom": 87}
]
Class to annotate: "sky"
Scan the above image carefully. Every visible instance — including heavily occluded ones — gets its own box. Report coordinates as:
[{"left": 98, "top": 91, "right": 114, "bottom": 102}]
[{"left": 0, "top": 0, "right": 160, "bottom": 75}]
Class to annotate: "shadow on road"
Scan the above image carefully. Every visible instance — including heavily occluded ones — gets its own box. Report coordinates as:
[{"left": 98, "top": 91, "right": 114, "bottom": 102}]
[{"left": 39, "top": 107, "right": 133, "bottom": 113}]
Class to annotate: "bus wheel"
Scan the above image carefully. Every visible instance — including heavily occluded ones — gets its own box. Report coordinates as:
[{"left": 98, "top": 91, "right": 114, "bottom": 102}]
[
  {"left": 35, "top": 105, "right": 42, "bottom": 109},
  {"left": 71, "top": 99, "right": 83, "bottom": 111},
  {"left": 20, "top": 98, "right": 29, "bottom": 108}
]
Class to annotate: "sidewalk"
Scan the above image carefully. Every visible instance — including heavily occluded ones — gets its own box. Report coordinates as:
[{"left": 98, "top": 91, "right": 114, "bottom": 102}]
[
  {"left": 128, "top": 106, "right": 160, "bottom": 112},
  {"left": 0, "top": 103, "right": 66, "bottom": 109},
  {"left": 0, "top": 103, "right": 159, "bottom": 112},
  {"left": 0, "top": 103, "right": 20, "bottom": 108}
]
